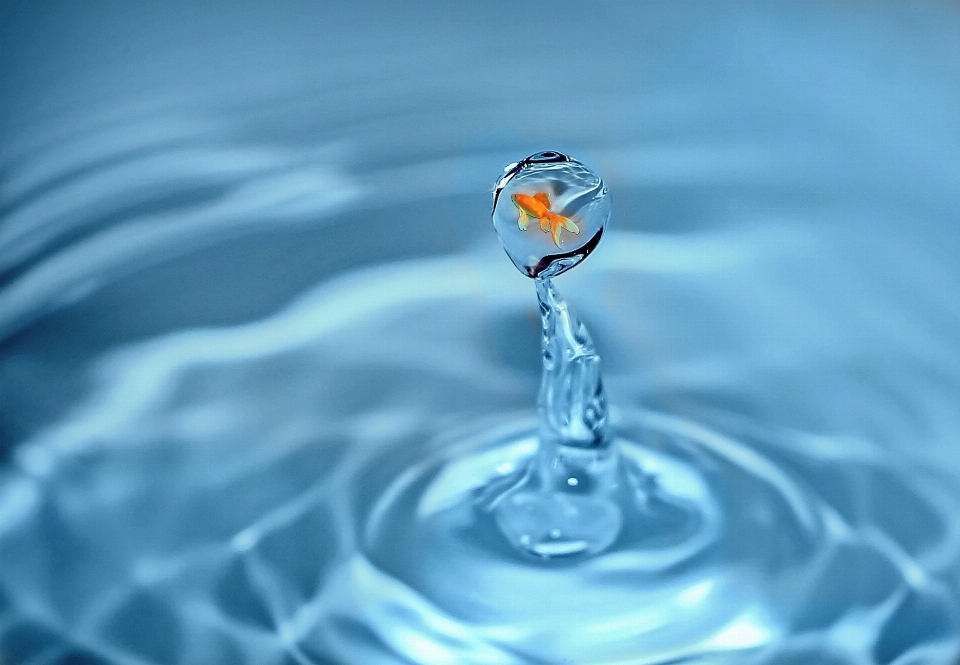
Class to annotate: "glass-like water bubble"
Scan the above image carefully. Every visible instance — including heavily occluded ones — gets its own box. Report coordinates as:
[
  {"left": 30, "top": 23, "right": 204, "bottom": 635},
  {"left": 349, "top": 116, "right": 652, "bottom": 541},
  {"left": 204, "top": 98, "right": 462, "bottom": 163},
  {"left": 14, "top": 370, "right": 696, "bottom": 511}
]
[{"left": 492, "top": 151, "right": 610, "bottom": 278}]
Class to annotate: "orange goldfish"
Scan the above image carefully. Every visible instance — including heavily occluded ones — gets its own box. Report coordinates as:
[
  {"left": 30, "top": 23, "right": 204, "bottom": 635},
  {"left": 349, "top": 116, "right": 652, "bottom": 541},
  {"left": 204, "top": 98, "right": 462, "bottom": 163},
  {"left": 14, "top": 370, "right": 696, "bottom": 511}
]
[{"left": 511, "top": 191, "right": 580, "bottom": 247}]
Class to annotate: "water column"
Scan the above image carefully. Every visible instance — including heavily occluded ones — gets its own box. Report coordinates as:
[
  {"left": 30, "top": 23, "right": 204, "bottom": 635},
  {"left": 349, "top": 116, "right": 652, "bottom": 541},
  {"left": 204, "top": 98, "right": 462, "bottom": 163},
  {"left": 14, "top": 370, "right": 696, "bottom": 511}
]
[{"left": 487, "top": 151, "right": 625, "bottom": 557}]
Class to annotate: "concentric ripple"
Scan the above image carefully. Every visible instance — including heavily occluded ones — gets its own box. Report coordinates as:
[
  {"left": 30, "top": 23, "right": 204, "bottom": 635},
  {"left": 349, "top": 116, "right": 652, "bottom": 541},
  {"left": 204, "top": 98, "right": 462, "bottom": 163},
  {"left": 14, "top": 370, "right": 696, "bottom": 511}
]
[
  {"left": 310, "top": 409, "right": 959, "bottom": 664},
  {"left": 0, "top": 234, "right": 960, "bottom": 665},
  {"left": 2, "top": 248, "right": 956, "bottom": 664}
]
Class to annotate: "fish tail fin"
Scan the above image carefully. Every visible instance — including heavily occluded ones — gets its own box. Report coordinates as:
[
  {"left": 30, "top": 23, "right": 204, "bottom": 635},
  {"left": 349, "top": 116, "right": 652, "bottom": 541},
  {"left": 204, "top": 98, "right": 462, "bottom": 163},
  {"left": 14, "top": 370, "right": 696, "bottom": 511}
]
[
  {"left": 551, "top": 220, "right": 563, "bottom": 247},
  {"left": 563, "top": 216, "right": 579, "bottom": 234},
  {"left": 539, "top": 215, "right": 550, "bottom": 232}
]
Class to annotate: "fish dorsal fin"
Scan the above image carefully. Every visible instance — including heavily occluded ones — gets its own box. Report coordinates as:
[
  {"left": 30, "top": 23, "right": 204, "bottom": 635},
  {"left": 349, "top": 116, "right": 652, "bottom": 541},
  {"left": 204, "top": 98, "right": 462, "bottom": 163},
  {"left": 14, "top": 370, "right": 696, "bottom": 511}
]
[{"left": 533, "top": 192, "right": 551, "bottom": 207}]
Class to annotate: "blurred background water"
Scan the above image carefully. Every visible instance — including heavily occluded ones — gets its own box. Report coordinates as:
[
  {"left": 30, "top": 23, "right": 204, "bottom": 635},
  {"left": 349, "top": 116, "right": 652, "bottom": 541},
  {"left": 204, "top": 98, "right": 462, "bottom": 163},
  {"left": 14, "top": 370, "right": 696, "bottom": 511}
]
[{"left": 2, "top": 1, "right": 960, "bottom": 663}]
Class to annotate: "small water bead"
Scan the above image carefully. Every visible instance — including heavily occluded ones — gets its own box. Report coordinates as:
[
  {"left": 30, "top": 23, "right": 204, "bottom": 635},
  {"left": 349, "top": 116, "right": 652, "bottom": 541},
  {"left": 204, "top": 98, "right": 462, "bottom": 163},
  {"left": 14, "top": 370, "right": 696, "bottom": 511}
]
[{"left": 492, "top": 151, "right": 610, "bottom": 278}]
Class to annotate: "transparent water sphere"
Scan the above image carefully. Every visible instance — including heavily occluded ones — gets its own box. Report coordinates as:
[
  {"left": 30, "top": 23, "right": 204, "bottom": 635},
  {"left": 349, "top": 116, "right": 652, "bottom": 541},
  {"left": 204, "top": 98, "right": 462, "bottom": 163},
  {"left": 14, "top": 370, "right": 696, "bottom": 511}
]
[{"left": 492, "top": 151, "right": 611, "bottom": 278}]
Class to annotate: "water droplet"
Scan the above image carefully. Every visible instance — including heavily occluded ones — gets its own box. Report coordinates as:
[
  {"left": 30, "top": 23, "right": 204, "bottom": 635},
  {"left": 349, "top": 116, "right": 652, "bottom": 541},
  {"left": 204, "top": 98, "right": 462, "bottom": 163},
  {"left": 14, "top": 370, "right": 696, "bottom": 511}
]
[{"left": 492, "top": 152, "right": 610, "bottom": 278}]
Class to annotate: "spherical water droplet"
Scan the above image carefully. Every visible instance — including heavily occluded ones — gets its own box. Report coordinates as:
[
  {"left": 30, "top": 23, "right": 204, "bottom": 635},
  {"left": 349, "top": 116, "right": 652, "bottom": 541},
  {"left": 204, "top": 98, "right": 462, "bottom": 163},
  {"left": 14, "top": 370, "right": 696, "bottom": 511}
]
[{"left": 492, "top": 152, "right": 610, "bottom": 278}]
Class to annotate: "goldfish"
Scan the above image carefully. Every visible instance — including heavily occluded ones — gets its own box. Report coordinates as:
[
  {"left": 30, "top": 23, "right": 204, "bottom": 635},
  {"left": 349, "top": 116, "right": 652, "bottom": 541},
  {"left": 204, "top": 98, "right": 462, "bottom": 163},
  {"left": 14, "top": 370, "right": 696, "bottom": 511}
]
[{"left": 511, "top": 191, "right": 580, "bottom": 247}]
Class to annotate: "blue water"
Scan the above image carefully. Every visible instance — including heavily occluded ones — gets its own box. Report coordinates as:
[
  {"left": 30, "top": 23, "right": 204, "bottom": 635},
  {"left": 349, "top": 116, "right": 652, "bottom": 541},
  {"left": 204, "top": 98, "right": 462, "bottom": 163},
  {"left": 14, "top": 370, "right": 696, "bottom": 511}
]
[{"left": 2, "top": 1, "right": 960, "bottom": 663}]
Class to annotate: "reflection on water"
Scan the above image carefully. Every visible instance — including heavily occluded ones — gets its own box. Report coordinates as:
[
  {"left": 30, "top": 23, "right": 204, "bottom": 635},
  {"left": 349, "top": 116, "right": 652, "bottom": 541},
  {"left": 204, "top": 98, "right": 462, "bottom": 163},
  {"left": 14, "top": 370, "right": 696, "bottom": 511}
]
[{"left": 2, "top": 1, "right": 960, "bottom": 664}]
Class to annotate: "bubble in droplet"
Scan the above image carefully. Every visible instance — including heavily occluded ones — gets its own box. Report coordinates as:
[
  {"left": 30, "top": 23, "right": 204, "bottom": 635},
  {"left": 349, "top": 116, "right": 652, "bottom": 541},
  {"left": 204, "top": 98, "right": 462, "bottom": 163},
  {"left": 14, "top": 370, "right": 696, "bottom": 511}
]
[{"left": 492, "top": 151, "right": 610, "bottom": 278}]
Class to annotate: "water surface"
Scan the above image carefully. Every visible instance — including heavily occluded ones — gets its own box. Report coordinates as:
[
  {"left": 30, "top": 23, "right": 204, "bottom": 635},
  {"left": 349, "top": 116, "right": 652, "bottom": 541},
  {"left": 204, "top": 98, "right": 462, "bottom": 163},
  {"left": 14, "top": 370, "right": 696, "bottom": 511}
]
[{"left": 2, "top": 2, "right": 960, "bottom": 663}]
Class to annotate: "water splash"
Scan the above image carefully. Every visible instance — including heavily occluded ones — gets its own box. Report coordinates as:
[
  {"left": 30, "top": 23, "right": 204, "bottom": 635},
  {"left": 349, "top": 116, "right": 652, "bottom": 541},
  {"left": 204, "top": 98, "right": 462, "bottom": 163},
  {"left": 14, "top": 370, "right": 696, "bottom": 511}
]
[
  {"left": 0, "top": 249, "right": 958, "bottom": 664},
  {"left": 487, "top": 152, "right": 626, "bottom": 557}
]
